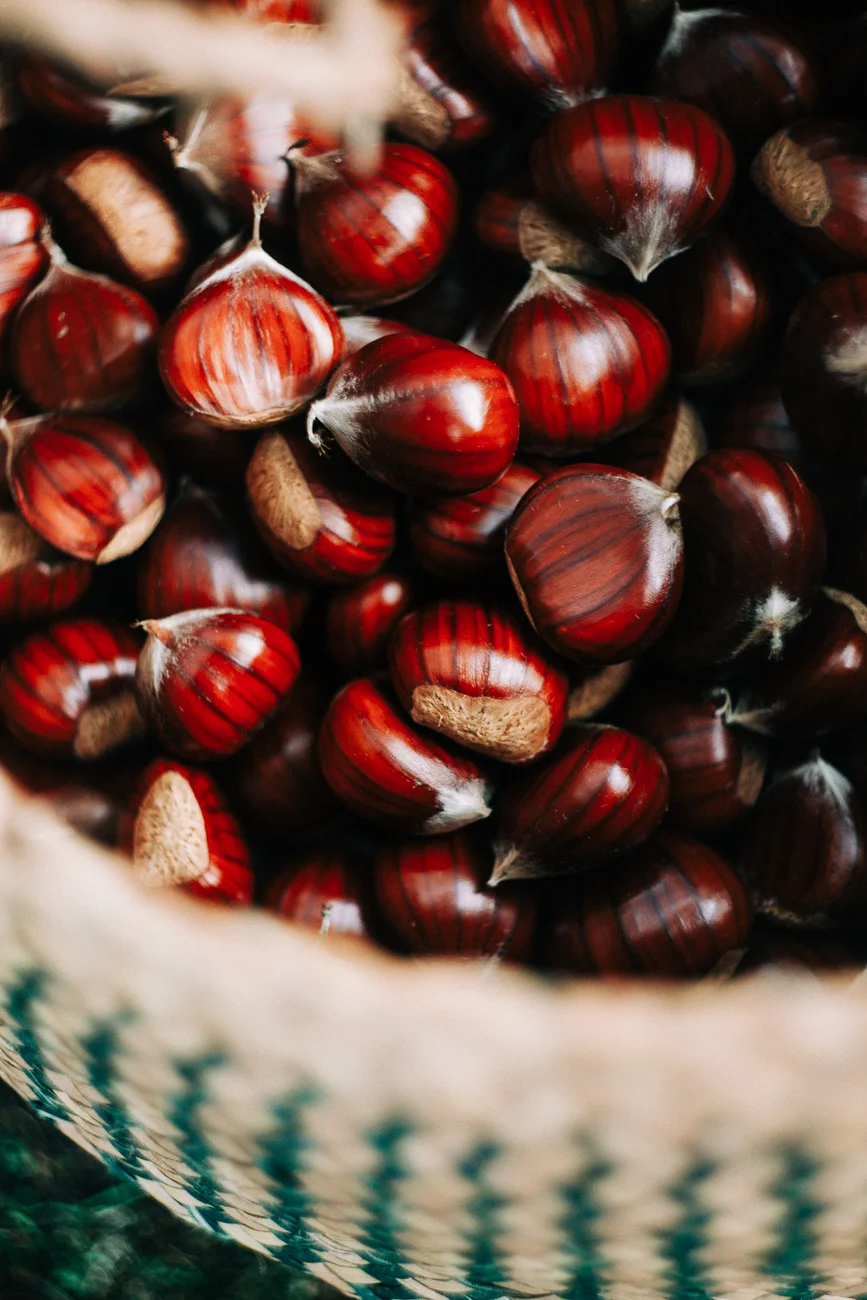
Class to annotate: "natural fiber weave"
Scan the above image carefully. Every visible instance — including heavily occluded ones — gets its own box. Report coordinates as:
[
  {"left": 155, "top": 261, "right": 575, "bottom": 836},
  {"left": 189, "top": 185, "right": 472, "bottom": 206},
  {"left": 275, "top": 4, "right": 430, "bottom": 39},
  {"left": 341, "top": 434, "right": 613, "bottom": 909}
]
[{"left": 1, "top": 773, "right": 867, "bottom": 1299}]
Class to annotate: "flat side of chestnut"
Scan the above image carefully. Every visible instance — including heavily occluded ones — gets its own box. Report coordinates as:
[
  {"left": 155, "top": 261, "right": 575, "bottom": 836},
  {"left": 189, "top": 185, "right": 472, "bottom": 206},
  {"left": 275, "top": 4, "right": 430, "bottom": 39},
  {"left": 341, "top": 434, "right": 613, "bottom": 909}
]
[
  {"left": 246, "top": 431, "right": 322, "bottom": 551},
  {"left": 133, "top": 769, "right": 210, "bottom": 886},
  {"left": 410, "top": 684, "right": 551, "bottom": 764},
  {"left": 753, "top": 128, "right": 832, "bottom": 229},
  {"left": 73, "top": 689, "right": 145, "bottom": 761}
]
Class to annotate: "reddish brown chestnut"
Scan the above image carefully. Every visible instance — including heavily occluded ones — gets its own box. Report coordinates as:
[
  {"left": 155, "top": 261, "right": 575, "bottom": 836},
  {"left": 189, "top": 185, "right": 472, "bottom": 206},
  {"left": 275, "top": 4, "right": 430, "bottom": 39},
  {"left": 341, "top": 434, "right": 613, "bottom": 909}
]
[
  {"left": 543, "top": 830, "right": 753, "bottom": 976},
  {"left": 741, "top": 755, "right": 867, "bottom": 929},
  {"left": 373, "top": 831, "right": 538, "bottom": 960},
  {"left": 135, "top": 608, "right": 301, "bottom": 760},
  {"left": 291, "top": 144, "right": 459, "bottom": 308},
  {"left": 394, "top": 1, "right": 496, "bottom": 152},
  {"left": 493, "top": 723, "right": 668, "bottom": 882},
  {"left": 0, "top": 514, "right": 92, "bottom": 622},
  {"left": 0, "top": 193, "right": 47, "bottom": 347},
  {"left": 531, "top": 95, "right": 736, "bottom": 281},
  {"left": 567, "top": 662, "right": 635, "bottom": 723},
  {"left": 339, "top": 315, "right": 413, "bottom": 357},
  {"left": 268, "top": 847, "right": 372, "bottom": 940},
  {"left": 17, "top": 52, "right": 169, "bottom": 132},
  {"left": 472, "top": 173, "right": 613, "bottom": 274},
  {"left": 246, "top": 426, "right": 397, "bottom": 583},
  {"left": 601, "top": 395, "right": 705, "bottom": 491},
  {"left": 326, "top": 572, "right": 414, "bottom": 676},
  {"left": 389, "top": 601, "right": 568, "bottom": 763},
  {"left": 11, "top": 235, "right": 159, "bottom": 414},
  {"left": 0, "top": 618, "right": 145, "bottom": 759},
  {"left": 319, "top": 676, "right": 493, "bottom": 835},
  {"left": 715, "top": 375, "right": 802, "bottom": 464},
  {"left": 660, "top": 449, "right": 826, "bottom": 673},
  {"left": 505, "top": 464, "right": 684, "bottom": 665},
  {"left": 308, "top": 332, "right": 519, "bottom": 496},
  {"left": 1, "top": 412, "right": 166, "bottom": 564},
  {"left": 160, "top": 197, "right": 344, "bottom": 429}
]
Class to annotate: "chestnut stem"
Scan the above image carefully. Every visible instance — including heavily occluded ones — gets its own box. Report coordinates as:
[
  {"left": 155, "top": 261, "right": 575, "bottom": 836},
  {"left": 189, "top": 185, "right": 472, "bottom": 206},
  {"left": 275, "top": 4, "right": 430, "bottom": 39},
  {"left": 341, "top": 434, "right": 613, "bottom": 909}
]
[{"left": 250, "top": 193, "right": 269, "bottom": 248}]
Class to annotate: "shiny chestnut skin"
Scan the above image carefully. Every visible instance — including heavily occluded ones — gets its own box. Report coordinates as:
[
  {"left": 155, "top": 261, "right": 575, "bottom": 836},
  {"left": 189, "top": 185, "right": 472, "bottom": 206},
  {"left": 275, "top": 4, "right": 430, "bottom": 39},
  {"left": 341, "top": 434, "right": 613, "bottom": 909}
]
[
  {"left": 123, "top": 757, "right": 253, "bottom": 906},
  {"left": 309, "top": 332, "right": 519, "bottom": 497},
  {"left": 543, "top": 830, "right": 753, "bottom": 977},
  {"left": 227, "top": 676, "right": 339, "bottom": 837},
  {"left": 136, "top": 608, "right": 301, "bottom": 760},
  {"left": 11, "top": 238, "right": 159, "bottom": 415},
  {"left": 246, "top": 427, "right": 397, "bottom": 584},
  {"left": 659, "top": 449, "right": 826, "bottom": 674},
  {"left": 327, "top": 572, "right": 414, "bottom": 676},
  {"left": 0, "top": 193, "right": 47, "bottom": 347},
  {"left": 0, "top": 618, "right": 145, "bottom": 760},
  {"left": 601, "top": 395, "right": 706, "bottom": 491},
  {"left": 651, "top": 7, "right": 820, "bottom": 157},
  {"left": 643, "top": 228, "right": 773, "bottom": 387},
  {"left": 17, "top": 52, "right": 169, "bottom": 132},
  {"left": 0, "top": 514, "right": 92, "bottom": 621},
  {"left": 268, "top": 847, "right": 372, "bottom": 941},
  {"left": 490, "top": 266, "right": 671, "bottom": 455},
  {"left": 389, "top": 601, "right": 569, "bottom": 764},
  {"left": 409, "top": 461, "right": 540, "bottom": 587},
  {"left": 493, "top": 723, "right": 669, "bottom": 883},
  {"left": 319, "top": 676, "right": 493, "bottom": 835},
  {"left": 715, "top": 375, "right": 802, "bottom": 464},
  {"left": 373, "top": 831, "right": 538, "bottom": 960},
  {"left": 472, "top": 172, "right": 613, "bottom": 275},
  {"left": 292, "top": 144, "right": 459, "bottom": 308},
  {"left": 505, "top": 465, "right": 684, "bottom": 666},
  {"left": 456, "top": 0, "right": 621, "bottom": 109},
  {"left": 394, "top": 1, "right": 496, "bottom": 152},
  {"left": 741, "top": 756, "right": 867, "bottom": 929},
  {"left": 621, "top": 680, "right": 766, "bottom": 834},
  {"left": 339, "top": 315, "right": 413, "bottom": 357},
  {"left": 2, "top": 413, "right": 166, "bottom": 565},
  {"left": 531, "top": 95, "right": 736, "bottom": 282}
]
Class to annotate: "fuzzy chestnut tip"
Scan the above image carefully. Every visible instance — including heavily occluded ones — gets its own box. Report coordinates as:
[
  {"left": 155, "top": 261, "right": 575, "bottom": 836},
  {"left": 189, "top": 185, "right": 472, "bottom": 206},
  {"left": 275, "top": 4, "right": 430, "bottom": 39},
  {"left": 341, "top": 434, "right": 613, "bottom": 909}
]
[{"left": 411, "top": 684, "right": 552, "bottom": 764}]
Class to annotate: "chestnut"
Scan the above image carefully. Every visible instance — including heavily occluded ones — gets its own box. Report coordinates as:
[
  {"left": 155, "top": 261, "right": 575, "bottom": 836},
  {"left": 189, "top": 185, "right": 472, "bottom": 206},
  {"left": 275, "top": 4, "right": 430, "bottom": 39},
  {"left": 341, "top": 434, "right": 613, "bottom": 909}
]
[
  {"left": 714, "top": 375, "right": 801, "bottom": 464},
  {"left": 318, "top": 676, "right": 493, "bottom": 835},
  {"left": 0, "top": 513, "right": 92, "bottom": 622},
  {"left": 740, "top": 925, "right": 864, "bottom": 979},
  {"left": 543, "top": 830, "right": 753, "bottom": 977},
  {"left": 505, "top": 464, "right": 684, "bottom": 665},
  {"left": 373, "top": 830, "right": 538, "bottom": 960},
  {"left": 17, "top": 52, "right": 170, "bottom": 133},
  {"left": 531, "top": 95, "right": 736, "bottom": 281},
  {"left": 268, "top": 847, "right": 372, "bottom": 940},
  {"left": 389, "top": 601, "right": 569, "bottom": 764},
  {"left": 0, "top": 192, "right": 47, "bottom": 348},
  {"left": 339, "top": 315, "right": 413, "bottom": 357},
  {"left": 394, "top": 1, "right": 496, "bottom": 152},
  {"left": 472, "top": 173, "right": 613, "bottom": 274},
  {"left": 567, "top": 662, "right": 635, "bottom": 723},
  {"left": 326, "top": 572, "right": 415, "bottom": 676},
  {"left": 600, "top": 395, "right": 706, "bottom": 491},
  {"left": 308, "top": 331, "right": 519, "bottom": 497},
  {"left": 493, "top": 723, "right": 668, "bottom": 883}
]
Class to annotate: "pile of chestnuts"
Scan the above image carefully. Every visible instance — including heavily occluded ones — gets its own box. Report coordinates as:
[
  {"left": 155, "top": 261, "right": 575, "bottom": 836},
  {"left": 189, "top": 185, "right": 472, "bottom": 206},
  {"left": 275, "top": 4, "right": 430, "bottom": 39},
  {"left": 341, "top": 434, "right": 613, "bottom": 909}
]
[{"left": 3, "top": 0, "right": 867, "bottom": 981}]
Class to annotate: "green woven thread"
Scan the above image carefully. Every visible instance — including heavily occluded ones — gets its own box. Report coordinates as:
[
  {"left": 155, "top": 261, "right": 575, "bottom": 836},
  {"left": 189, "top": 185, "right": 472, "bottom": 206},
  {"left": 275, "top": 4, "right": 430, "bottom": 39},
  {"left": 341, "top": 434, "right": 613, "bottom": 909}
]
[
  {"left": 168, "top": 1052, "right": 233, "bottom": 1238},
  {"left": 5, "top": 968, "right": 71, "bottom": 1128},
  {"left": 660, "top": 1157, "right": 714, "bottom": 1300},
  {"left": 560, "top": 1142, "right": 611, "bottom": 1300},
  {"left": 353, "top": 1118, "right": 416, "bottom": 1300},
  {"left": 81, "top": 1014, "right": 149, "bottom": 1183},
  {"left": 458, "top": 1141, "right": 512, "bottom": 1300},
  {"left": 762, "top": 1145, "right": 821, "bottom": 1300},
  {"left": 259, "top": 1089, "right": 327, "bottom": 1271}
]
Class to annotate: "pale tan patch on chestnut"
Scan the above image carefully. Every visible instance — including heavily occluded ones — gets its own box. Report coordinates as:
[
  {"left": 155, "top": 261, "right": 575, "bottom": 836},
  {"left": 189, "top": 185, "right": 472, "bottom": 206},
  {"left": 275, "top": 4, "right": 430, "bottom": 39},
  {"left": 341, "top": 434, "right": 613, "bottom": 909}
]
[
  {"left": 73, "top": 690, "right": 146, "bottom": 760},
  {"left": 97, "top": 493, "right": 166, "bottom": 564},
  {"left": 735, "top": 736, "right": 768, "bottom": 811},
  {"left": 411, "top": 684, "right": 551, "bottom": 763},
  {"left": 567, "top": 662, "right": 634, "bottom": 723},
  {"left": 392, "top": 64, "right": 450, "bottom": 151},
  {"left": 0, "top": 514, "right": 45, "bottom": 576},
  {"left": 752, "top": 130, "right": 831, "bottom": 229},
  {"left": 658, "top": 399, "right": 706, "bottom": 492},
  {"left": 824, "top": 586, "right": 867, "bottom": 634},
  {"left": 517, "top": 201, "right": 612, "bottom": 275},
  {"left": 132, "top": 770, "right": 210, "bottom": 887},
  {"left": 246, "top": 431, "right": 321, "bottom": 550}
]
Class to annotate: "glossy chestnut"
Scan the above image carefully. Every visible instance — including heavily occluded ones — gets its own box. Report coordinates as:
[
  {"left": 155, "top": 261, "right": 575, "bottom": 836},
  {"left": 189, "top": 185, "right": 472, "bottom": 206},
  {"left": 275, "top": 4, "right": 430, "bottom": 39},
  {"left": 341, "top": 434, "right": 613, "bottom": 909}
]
[
  {"left": 373, "top": 831, "right": 538, "bottom": 960},
  {"left": 0, "top": 193, "right": 47, "bottom": 347},
  {"left": 601, "top": 395, "right": 705, "bottom": 491},
  {"left": 309, "top": 332, "right": 519, "bottom": 496},
  {"left": 714, "top": 375, "right": 802, "bottom": 464},
  {"left": 394, "top": 1, "right": 496, "bottom": 151},
  {"left": 505, "top": 464, "right": 684, "bottom": 665},
  {"left": 531, "top": 95, "right": 736, "bottom": 281},
  {"left": 543, "top": 830, "right": 753, "bottom": 976},
  {"left": 318, "top": 675, "right": 493, "bottom": 835},
  {"left": 291, "top": 143, "right": 459, "bottom": 307},
  {"left": 493, "top": 723, "right": 668, "bottom": 882},
  {"left": 268, "top": 847, "right": 372, "bottom": 940},
  {"left": 17, "top": 52, "right": 169, "bottom": 132},
  {"left": 246, "top": 426, "right": 397, "bottom": 583},
  {"left": 11, "top": 235, "right": 159, "bottom": 414},
  {"left": 0, "top": 513, "right": 92, "bottom": 621},
  {"left": 389, "top": 601, "right": 569, "bottom": 764},
  {"left": 339, "top": 315, "right": 413, "bottom": 357},
  {"left": 1, "top": 412, "right": 166, "bottom": 565},
  {"left": 472, "top": 173, "right": 613, "bottom": 274},
  {"left": 0, "top": 618, "right": 145, "bottom": 759},
  {"left": 490, "top": 266, "right": 671, "bottom": 454},
  {"left": 135, "top": 607, "right": 301, "bottom": 760},
  {"left": 326, "top": 572, "right": 414, "bottom": 675}
]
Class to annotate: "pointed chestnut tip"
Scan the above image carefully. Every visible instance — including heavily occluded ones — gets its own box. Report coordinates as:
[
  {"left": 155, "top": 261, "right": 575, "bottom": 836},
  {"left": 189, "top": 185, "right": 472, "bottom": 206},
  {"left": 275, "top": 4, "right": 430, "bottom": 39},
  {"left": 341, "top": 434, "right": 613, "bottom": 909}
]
[
  {"left": 307, "top": 400, "right": 326, "bottom": 448},
  {"left": 137, "top": 618, "right": 173, "bottom": 646},
  {"left": 488, "top": 842, "right": 528, "bottom": 887},
  {"left": 660, "top": 493, "right": 680, "bottom": 521}
]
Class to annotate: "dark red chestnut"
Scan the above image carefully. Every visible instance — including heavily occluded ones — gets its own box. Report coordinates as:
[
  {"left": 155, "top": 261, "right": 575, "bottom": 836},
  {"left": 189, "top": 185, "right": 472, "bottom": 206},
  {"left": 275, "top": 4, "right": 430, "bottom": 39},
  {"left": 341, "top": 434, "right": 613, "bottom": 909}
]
[
  {"left": 18, "top": 52, "right": 169, "bottom": 132},
  {"left": 160, "top": 196, "right": 344, "bottom": 429},
  {"left": 291, "top": 144, "right": 459, "bottom": 307},
  {"left": 456, "top": 0, "right": 621, "bottom": 109},
  {"left": 319, "top": 676, "right": 493, "bottom": 835},
  {"left": 601, "top": 395, "right": 705, "bottom": 491},
  {"left": 147, "top": 409, "right": 253, "bottom": 490},
  {"left": 339, "top": 315, "right": 413, "bottom": 357},
  {"left": 0, "top": 193, "right": 47, "bottom": 348},
  {"left": 741, "top": 755, "right": 867, "bottom": 929},
  {"left": 124, "top": 757, "right": 253, "bottom": 905},
  {"left": 531, "top": 95, "right": 736, "bottom": 281},
  {"left": 1, "top": 412, "right": 166, "bottom": 564},
  {"left": 659, "top": 449, "right": 826, "bottom": 673},
  {"left": 389, "top": 601, "right": 568, "bottom": 764},
  {"left": 268, "top": 847, "right": 372, "bottom": 940},
  {"left": 740, "top": 925, "right": 864, "bottom": 978},
  {"left": 226, "top": 675, "right": 339, "bottom": 836},
  {"left": 246, "top": 427, "right": 397, "bottom": 583},
  {"left": 393, "top": 1, "right": 496, "bottom": 152},
  {"left": 651, "top": 8, "right": 820, "bottom": 157},
  {"left": 505, "top": 464, "right": 684, "bottom": 665},
  {"left": 373, "top": 831, "right": 538, "bottom": 959},
  {"left": 621, "top": 680, "right": 766, "bottom": 834},
  {"left": 326, "top": 571, "right": 414, "bottom": 675},
  {"left": 136, "top": 608, "right": 301, "bottom": 760},
  {"left": 543, "top": 830, "right": 753, "bottom": 976},
  {"left": 0, "top": 618, "right": 145, "bottom": 759},
  {"left": 490, "top": 266, "right": 671, "bottom": 454},
  {"left": 472, "top": 173, "right": 613, "bottom": 274},
  {"left": 11, "top": 235, "right": 159, "bottom": 414},
  {"left": 567, "top": 662, "right": 635, "bottom": 722},
  {"left": 493, "top": 723, "right": 668, "bottom": 882},
  {"left": 409, "top": 460, "right": 540, "bottom": 586},
  {"left": 715, "top": 375, "right": 802, "bottom": 464},
  {"left": 643, "top": 228, "right": 773, "bottom": 387},
  {"left": 308, "top": 332, "right": 519, "bottom": 496},
  {"left": 0, "top": 513, "right": 92, "bottom": 621}
]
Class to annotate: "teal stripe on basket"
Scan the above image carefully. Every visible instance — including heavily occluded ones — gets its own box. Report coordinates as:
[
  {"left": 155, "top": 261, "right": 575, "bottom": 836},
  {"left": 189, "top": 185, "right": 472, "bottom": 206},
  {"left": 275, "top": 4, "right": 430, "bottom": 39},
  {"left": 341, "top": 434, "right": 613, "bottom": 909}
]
[
  {"left": 762, "top": 1145, "right": 821, "bottom": 1300},
  {"left": 258, "top": 1088, "right": 326, "bottom": 1271},
  {"left": 80, "top": 1014, "right": 148, "bottom": 1182},
  {"left": 4, "top": 969, "right": 70, "bottom": 1126},
  {"left": 458, "top": 1140, "right": 513, "bottom": 1300},
  {"left": 660, "top": 1156, "right": 714, "bottom": 1300},
  {"left": 353, "top": 1117, "right": 416, "bottom": 1300},
  {"left": 168, "top": 1052, "right": 232, "bottom": 1238},
  {"left": 560, "top": 1142, "right": 611, "bottom": 1300}
]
